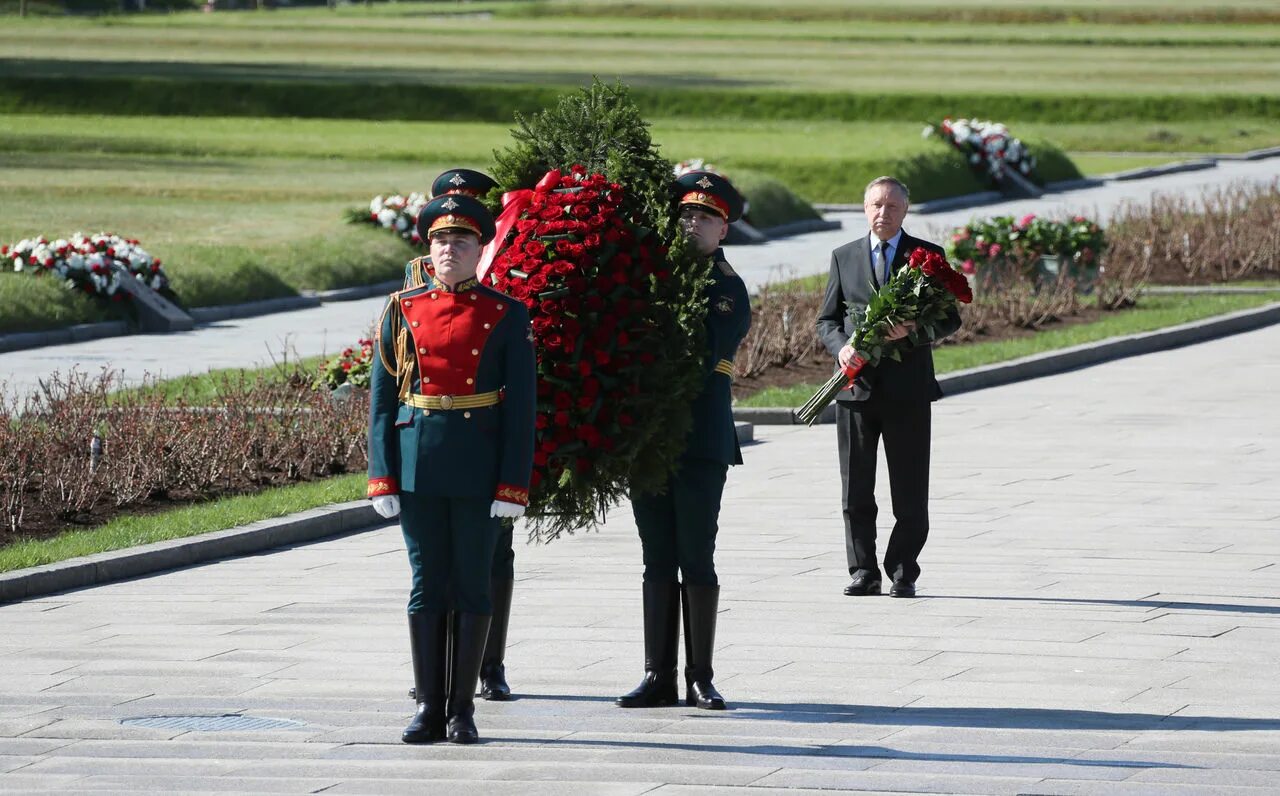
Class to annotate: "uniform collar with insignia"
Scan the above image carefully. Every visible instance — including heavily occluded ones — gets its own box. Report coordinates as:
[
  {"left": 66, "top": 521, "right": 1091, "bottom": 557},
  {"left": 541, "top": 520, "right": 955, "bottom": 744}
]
[
  {"left": 440, "top": 275, "right": 479, "bottom": 293},
  {"left": 412, "top": 258, "right": 480, "bottom": 293},
  {"left": 422, "top": 273, "right": 479, "bottom": 293}
]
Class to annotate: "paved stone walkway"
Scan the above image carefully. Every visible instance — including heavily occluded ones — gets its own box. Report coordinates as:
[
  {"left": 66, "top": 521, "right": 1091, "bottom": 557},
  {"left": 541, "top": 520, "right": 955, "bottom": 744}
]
[
  {"left": 2, "top": 323, "right": 1277, "bottom": 794},
  {"left": 4, "top": 157, "right": 1280, "bottom": 402}
]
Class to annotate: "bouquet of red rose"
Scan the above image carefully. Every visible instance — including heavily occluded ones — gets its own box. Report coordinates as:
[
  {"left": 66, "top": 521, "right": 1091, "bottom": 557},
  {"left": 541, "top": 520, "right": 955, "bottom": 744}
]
[{"left": 797, "top": 247, "right": 973, "bottom": 425}]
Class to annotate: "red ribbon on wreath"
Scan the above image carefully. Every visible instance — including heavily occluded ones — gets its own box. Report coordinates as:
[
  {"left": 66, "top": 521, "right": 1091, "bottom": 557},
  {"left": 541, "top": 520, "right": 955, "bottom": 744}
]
[{"left": 477, "top": 169, "right": 563, "bottom": 282}]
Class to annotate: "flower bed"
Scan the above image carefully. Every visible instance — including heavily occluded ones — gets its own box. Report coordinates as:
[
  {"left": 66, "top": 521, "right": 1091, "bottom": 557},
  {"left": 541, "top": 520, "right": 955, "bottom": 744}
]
[
  {"left": 947, "top": 213, "right": 1106, "bottom": 283},
  {"left": 0, "top": 368, "right": 367, "bottom": 542},
  {"left": 3, "top": 233, "right": 172, "bottom": 302}
]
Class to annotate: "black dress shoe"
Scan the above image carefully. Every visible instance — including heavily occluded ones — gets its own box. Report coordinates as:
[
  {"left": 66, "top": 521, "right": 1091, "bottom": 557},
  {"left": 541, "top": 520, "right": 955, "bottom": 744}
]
[
  {"left": 889, "top": 580, "right": 916, "bottom": 598},
  {"left": 842, "top": 575, "right": 882, "bottom": 596}
]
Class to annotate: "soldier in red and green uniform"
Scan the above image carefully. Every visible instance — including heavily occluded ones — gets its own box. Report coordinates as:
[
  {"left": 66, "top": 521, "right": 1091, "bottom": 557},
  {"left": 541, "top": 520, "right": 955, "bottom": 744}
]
[
  {"left": 617, "top": 171, "right": 752, "bottom": 712},
  {"left": 368, "top": 193, "right": 536, "bottom": 745},
  {"left": 404, "top": 169, "right": 499, "bottom": 290},
  {"left": 403, "top": 168, "right": 521, "bottom": 703}
]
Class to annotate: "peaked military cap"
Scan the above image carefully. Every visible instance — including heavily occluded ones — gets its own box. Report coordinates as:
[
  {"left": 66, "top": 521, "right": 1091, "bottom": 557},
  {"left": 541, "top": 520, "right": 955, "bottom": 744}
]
[
  {"left": 415, "top": 193, "right": 496, "bottom": 245},
  {"left": 430, "top": 168, "right": 499, "bottom": 199},
  {"left": 674, "top": 170, "right": 744, "bottom": 223}
]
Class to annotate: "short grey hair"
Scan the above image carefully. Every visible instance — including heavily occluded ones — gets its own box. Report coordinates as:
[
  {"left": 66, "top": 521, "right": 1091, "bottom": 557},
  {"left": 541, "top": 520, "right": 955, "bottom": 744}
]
[{"left": 864, "top": 176, "right": 910, "bottom": 203}]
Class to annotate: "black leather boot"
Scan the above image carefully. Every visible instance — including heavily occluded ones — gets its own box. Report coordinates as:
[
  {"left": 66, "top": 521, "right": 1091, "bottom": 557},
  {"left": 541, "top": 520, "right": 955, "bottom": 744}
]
[
  {"left": 615, "top": 581, "right": 680, "bottom": 708},
  {"left": 478, "top": 578, "right": 514, "bottom": 701},
  {"left": 682, "top": 583, "right": 727, "bottom": 710},
  {"left": 446, "top": 612, "right": 492, "bottom": 744},
  {"left": 402, "top": 611, "right": 449, "bottom": 743}
]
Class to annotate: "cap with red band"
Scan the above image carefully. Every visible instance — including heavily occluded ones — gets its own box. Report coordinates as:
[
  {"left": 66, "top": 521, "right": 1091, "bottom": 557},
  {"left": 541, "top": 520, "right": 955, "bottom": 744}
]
[
  {"left": 673, "top": 170, "right": 744, "bottom": 223},
  {"left": 415, "top": 193, "right": 496, "bottom": 245},
  {"left": 679, "top": 190, "right": 731, "bottom": 220}
]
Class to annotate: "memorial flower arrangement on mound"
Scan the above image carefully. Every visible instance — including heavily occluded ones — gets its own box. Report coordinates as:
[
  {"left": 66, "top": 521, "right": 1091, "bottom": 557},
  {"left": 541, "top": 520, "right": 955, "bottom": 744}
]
[
  {"left": 948, "top": 213, "right": 1106, "bottom": 276},
  {"left": 481, "top": 80, "right": 714, "bottom": 540},
  {"left": 925, "top": 117, "right": 1039, "bottom": 185},
  {"left": 797, "top": 248, "right": 973, "bottom": 426},
  {"left": 3, "top": 233, "right": 171, "bottom": 301},
  {"left": 348, "top": 193, "right": 430, "bottom": 246}
]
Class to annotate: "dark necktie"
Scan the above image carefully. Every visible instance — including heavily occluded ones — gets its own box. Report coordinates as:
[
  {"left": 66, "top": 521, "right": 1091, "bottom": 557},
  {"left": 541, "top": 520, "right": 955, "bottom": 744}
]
[{"left": 875, "top": 241, "right": 890, "bottom": 283}]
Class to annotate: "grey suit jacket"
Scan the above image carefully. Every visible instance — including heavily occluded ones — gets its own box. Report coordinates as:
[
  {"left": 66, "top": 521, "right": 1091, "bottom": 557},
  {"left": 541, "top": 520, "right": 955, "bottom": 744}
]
[{"left": 814, "top": 231, "right": 962, "bottom": 404}]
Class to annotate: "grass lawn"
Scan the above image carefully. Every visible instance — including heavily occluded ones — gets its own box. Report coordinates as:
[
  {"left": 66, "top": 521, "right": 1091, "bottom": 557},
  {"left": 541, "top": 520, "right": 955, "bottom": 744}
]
[
  {"left": 0, "top": 474, "right": 364, "bottom": 574},
  {"left": 739, "top": 291, "right": 1280, "bottom": 407},
  {"left": 0, "top": 149, "right": 423, "bottom": 331}
]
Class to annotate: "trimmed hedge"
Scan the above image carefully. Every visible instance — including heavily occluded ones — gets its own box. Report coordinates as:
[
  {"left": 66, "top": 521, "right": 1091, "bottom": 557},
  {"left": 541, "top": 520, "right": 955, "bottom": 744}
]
[
  {"left": 3, "top": 76, "right": 1277, "bottom": 124},
  {"left": 503, "top": 3, "right": 1280, "bottom": 26}
]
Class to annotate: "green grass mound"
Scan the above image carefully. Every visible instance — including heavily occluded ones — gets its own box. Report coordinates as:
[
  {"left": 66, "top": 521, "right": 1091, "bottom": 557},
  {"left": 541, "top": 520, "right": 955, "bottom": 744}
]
[
  {"left": 725, "top": 138, "right": 1080, "bottom": 204},
  {"left": 0, "top": 226, "right": 412, "bottom": 335},
  {"left": 0, "top": 276, "right": 117, "bottom": 335},
  {"left": 165, "top": 228, "right": 413, "bottom": 308},
  {"left": 731, "top": 171, "right": 821, "bottom": 230}
]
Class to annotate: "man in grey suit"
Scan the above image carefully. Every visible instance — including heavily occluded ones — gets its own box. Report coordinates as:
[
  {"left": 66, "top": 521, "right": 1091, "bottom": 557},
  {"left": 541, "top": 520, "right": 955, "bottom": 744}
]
[{"left": 815, "top": 176, "right": 962, "bottom": 598}]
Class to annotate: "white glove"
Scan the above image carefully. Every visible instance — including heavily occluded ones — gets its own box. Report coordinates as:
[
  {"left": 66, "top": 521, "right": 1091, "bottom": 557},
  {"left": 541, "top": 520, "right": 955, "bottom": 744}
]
[
  {"left": 371, "top": 495, "right": 400, "bottom": 519},
  {"left": 490, "top": 500, "right": 525, "bottom": 519}
]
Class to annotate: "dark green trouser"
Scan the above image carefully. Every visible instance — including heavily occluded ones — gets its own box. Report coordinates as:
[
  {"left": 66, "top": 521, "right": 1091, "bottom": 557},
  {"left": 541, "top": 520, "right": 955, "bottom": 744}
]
[
  {"left": 401, "top": 494, "right": 501, "bottom": 614},
  {"left": 631, "top": 457, "right": 728, "bottom": 586}
]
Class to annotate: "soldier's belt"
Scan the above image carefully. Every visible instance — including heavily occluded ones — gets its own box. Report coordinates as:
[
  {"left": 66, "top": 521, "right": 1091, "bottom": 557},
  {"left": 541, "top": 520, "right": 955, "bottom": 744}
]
[
  {"left": 714, "top": 359, "right": 735, "bottom": 377},
  {"left": 405, "top": 390, "right": 503, "bottom": 410}
]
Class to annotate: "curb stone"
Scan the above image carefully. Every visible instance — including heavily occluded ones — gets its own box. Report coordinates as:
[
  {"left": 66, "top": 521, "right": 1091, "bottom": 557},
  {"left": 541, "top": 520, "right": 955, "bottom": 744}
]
[
  {"left": 0, "top": 320, "right": 129, "bottom": 354},
  {"left": 733, "top": 301, "right": 1280, "bottom": 425},
  {"left": 1106, "top": 158, "right": 1217, "bottom": 182},
  {"left": 0, "top": 500, "right": 381, "bottom": 605},
  {"left": 306, "top": 279, "right": 401, "bottom": 303},
  {"left": 2, "top": 426, "right": 756, "bottom": 602},
  {"left": 188, "top": 295, "right": 320, "bottom": 324},
  {"left": 938, "top": 301, "right": 1280, "bottom": 397}
]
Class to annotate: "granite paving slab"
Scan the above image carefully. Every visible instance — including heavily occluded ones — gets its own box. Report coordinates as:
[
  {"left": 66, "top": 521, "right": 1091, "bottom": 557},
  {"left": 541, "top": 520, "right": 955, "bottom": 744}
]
[{"left": 1, "top": 322, "right": 1277, "bottom": 793}]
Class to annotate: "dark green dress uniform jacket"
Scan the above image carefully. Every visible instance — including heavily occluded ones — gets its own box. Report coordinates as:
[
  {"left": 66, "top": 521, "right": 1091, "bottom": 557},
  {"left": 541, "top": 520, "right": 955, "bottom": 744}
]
[
  {"left": 367, "top": 274, "right": 537, "bottom": 506},
  {"left": 683, "top": 249, "right": 752, "bottom": 465}
]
